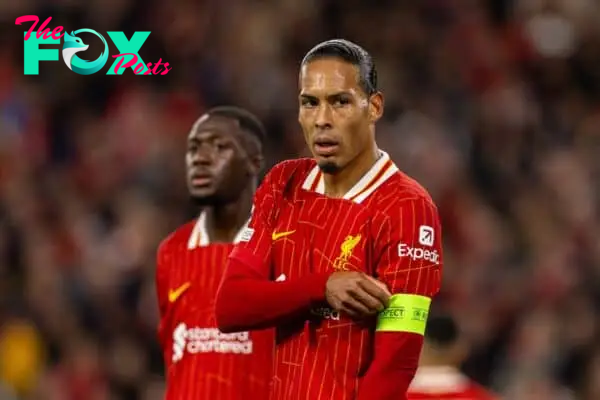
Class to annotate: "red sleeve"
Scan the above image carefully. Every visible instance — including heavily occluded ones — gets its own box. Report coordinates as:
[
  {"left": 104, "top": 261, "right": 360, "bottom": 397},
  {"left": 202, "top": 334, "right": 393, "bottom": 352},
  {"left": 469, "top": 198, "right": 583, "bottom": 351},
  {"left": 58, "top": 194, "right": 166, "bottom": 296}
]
[
  {"left": 155, "top": 241, "right": 170, "bottom": 364},
  {"left": 358, "top": 197, "right": 443, "bottom": 400},
  {"left": 215, "top": 165, "right": 330, "bottom": 333}
]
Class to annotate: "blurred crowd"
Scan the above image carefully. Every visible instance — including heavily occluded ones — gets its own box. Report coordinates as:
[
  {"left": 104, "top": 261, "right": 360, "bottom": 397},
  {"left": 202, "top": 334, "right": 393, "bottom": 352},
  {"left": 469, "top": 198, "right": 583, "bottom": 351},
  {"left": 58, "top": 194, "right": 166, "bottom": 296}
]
[{"left": 1, "top": 0, "right": 599, "bottom": 399}]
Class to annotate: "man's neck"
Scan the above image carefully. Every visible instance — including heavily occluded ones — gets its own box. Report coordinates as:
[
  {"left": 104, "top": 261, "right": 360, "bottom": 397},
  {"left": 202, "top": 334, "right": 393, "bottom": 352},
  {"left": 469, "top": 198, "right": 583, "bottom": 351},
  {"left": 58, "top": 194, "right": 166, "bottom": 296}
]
[
  {"left": 323, "top": 145, "right": 379, "bottom": 198},
  {"left": 203, "top": 187, "right": 254, "bottom": 243}
]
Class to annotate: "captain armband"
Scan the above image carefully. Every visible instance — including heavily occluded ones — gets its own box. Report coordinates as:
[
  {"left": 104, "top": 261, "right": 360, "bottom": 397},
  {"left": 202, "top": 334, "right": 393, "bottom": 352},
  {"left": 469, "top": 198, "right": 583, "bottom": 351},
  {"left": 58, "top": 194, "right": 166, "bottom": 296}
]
[{"left": 376, "top": 294, "right": 431, "bottom": 335}]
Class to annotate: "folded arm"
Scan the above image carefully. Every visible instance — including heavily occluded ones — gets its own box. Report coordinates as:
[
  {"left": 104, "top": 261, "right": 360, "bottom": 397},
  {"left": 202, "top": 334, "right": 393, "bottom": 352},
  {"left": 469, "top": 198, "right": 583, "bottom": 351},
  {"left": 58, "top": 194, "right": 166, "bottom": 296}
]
[{"left": 215, "top": 249, "right": 329, "bottom": 332}]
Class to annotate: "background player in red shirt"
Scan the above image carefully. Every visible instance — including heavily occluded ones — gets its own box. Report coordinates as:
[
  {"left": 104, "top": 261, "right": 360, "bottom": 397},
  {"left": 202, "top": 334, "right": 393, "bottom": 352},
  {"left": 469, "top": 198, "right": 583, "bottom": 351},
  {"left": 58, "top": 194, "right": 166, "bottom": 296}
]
[
  {"left": 408, "top": 314, "right": 498, "bottom": 399},
  {"left": 156, "top": 106, "right": 274, "bottom": 399},
  {"left": 216, "top": 39, "right": 443, "bottom": 399}
]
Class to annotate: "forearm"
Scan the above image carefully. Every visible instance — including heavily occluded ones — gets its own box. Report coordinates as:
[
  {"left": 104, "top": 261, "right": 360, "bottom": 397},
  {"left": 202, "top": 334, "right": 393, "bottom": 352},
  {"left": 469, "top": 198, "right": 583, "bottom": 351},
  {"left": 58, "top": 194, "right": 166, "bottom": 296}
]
[
  {"left": 215, "top": 255, "right": 330, "bottom": 332},
  {"left": 358, "top": 332, "right": 422, "bottom": 400}
]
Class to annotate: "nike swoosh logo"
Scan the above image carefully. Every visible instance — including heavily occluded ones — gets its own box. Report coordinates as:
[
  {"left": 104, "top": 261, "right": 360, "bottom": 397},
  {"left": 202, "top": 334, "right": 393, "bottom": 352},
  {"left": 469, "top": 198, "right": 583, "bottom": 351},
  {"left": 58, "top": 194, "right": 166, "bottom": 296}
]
[
  {"left": 272, "top": 230, "right": 295, "bottom": 241},
  {"left": 168, "top": 282, "right": 191, "bottom": 303}
]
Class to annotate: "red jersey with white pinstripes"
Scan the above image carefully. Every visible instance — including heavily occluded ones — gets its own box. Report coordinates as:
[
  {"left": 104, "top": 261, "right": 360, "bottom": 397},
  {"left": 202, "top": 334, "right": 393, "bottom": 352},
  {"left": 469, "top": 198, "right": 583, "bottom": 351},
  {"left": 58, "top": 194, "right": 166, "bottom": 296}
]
[
  {"left": 232, "top": 152, "right": 443, "bottom": 399},
  {"left": 156, "top": 213, "right": 273, "bottom": 400}
]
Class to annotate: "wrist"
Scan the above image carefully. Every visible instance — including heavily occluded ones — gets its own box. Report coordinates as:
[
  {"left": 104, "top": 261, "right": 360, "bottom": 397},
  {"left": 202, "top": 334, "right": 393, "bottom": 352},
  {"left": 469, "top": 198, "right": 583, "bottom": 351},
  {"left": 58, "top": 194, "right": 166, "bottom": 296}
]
[{"left": 299, "top": 272, "right": 331, "bottom": 303}]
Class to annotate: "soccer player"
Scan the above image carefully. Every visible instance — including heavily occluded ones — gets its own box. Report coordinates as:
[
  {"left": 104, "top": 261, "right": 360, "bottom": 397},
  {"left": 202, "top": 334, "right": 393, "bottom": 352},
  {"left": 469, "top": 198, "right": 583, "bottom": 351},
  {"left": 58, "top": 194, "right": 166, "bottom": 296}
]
[
  {"left": 156, "top": 106, "right": 273, "bottom": 400},
  {"left": 215, "top": 39, "right": 443, "bottom": 399},
  {"left": 408, "top": 314, "right": 498, "bottom": 399}
]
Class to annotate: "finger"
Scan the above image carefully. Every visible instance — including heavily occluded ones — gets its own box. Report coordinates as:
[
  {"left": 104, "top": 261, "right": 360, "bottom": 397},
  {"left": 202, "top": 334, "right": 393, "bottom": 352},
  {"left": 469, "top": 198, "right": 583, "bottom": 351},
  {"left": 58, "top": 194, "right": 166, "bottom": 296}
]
[
  {"left": 348, "top": 287, "right": 386, "bottom": 312},
  {"left": 358, "top": 278, "right": 391, "bottom": 308},
  {"left": 340, "top": 296, "right": 373, "bottom": 316},
  {"left": 366, "top": 275, "right": 391, "bottom": 296}
]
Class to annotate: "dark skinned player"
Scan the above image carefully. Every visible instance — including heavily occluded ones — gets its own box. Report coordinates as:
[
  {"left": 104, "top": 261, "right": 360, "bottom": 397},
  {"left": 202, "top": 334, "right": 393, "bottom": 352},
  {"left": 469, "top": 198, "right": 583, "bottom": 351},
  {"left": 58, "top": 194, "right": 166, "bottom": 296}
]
[
  {"left": 156, "top": 106, "right": 273, "bottom": 400},
  {"left": 216, "top": 40, "right": 444, "bottom": 399}
]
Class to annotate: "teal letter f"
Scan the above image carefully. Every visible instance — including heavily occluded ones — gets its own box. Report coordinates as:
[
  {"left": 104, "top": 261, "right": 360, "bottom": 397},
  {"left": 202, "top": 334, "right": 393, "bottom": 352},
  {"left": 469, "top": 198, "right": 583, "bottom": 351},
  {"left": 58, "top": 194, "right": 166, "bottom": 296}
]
[{"left": 23, "top": 32, "right": 59, "bottom": 75}]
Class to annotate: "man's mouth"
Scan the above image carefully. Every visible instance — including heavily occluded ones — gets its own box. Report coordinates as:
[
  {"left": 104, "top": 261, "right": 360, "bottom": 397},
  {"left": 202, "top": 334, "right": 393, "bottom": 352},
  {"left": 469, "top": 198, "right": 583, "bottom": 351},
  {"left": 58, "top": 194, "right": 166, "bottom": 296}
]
[
  {"left": 314, "top": 138, "right": 339, "bottom": 156},
  {"left": 190, "top": 173, "right": 213, "bottom": 187}
]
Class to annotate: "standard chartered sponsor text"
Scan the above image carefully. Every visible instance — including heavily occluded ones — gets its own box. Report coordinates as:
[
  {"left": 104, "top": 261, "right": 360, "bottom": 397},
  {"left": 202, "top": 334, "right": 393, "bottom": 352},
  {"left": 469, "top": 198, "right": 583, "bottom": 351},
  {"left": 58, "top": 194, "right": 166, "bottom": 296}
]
[{"left": 172, "top": 323, "right": 253, "bottom": 362}]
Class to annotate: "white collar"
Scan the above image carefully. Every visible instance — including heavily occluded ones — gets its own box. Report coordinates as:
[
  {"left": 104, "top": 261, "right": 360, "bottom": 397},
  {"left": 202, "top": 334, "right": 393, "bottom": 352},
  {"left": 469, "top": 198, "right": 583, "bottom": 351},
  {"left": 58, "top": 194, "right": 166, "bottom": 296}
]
[
  {"left": 187, "top": 211, "right": 250, "bottom": 249},
  {"left": 301, "top": 150, "right": 398, "bottom": 204}
]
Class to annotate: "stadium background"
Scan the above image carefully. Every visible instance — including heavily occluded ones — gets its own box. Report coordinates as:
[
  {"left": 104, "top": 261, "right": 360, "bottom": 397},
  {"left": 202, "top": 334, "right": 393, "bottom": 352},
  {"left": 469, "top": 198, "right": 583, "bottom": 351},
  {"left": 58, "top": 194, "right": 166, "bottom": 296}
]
[{"left": 1, "top": 0, "right": 599, "bottom": 399}]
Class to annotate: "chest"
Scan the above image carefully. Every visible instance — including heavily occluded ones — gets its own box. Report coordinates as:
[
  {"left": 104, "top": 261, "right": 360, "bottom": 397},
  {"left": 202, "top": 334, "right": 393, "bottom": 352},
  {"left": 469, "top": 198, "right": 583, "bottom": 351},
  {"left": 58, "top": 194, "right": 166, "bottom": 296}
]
[
  {"left": 165, "top": 244, "right": 232, "bottom": 322},
  {"left": 271, "top": 193, "right": 376, "bottom": 277}
]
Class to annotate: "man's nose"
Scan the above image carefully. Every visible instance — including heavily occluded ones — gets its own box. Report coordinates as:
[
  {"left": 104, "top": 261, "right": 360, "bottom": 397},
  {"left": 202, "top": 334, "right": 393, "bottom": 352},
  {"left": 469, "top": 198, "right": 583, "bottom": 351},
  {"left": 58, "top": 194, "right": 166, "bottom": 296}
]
[
  {"left": 315, "top": 104, "right": 333, "bottom": 130},
  {"left": 190, "top": 145, "right": 213, "bottom": 165}
]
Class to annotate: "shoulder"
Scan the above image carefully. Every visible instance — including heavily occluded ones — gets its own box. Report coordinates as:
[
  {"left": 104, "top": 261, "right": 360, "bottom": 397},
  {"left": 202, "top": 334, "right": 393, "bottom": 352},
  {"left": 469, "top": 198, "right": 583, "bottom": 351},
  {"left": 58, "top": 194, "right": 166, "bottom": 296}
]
[
  {"left": 156, "top": 220, "right": 197, "bottom": 280},
  {"left": 369, "top": 171, "right": 442, "bottom": 251},
  {"left": 158, "top": 220, "right": 197, "bottom": 257},
  {"left": 257, "top": 158, "right": 316, "bottom": 201},
  {"left": 374, "top": 171, "right": 438, "bottom": 217},
  {"left": 261, "top": 158, "right": 315, "bottom": 190}
]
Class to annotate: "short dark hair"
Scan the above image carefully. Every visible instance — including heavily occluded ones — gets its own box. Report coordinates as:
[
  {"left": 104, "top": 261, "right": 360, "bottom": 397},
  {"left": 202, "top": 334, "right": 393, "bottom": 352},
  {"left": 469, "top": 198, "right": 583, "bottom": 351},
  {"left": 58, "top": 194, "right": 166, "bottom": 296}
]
[
  {"left": 301, "top": 39, "right": 378, "bottom": 96},
  {"left": 424, "top": 314, "right": 459, "bottom": 348},
  {"left": 206, "top": 106, "right": 266, "bottom": 145}
]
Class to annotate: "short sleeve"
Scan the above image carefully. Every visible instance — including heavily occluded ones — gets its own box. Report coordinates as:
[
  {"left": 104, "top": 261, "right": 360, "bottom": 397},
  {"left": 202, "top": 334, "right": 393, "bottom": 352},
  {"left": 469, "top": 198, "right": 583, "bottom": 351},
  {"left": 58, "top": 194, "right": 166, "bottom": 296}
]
[{"left": 375, "top": 197, "right": 443, "bottom": 297}]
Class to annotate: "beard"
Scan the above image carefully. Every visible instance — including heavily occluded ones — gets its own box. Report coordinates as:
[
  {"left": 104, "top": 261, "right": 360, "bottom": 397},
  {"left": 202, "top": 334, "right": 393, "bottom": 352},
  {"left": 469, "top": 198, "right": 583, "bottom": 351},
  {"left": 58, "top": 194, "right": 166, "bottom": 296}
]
[{"left": 317, "top": 160, "right": 341, "bottom": 174}]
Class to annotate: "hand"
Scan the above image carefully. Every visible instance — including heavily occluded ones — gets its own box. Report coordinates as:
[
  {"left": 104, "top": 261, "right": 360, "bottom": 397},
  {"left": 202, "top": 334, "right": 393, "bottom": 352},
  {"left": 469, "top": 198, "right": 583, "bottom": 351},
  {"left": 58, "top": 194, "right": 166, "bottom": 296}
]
[{"left": 325, "top": 272, "right": 391, "bottom": 319}]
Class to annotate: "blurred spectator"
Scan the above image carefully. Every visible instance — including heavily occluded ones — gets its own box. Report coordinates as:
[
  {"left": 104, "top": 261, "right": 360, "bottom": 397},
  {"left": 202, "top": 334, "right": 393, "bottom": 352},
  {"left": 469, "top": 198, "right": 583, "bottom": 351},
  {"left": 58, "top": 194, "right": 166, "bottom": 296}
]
[
  {"left": 408, "top": 313, "right": 498, "bottom": 399},
  {"left": 0, "top": 319, "right": 44, "bottom": 397}
]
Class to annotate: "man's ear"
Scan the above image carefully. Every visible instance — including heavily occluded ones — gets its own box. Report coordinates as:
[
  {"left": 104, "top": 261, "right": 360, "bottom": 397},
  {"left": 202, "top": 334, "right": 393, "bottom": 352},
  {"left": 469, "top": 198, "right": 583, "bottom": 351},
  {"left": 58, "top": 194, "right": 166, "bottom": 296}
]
[
  {"left": 368, "top": 91, "right": 384, "bottom": 123},
  {"left": 237, "top": 132, "right": 264, "bottom": 176},
  {"left": 248, "top": 153, "right": 264, "bottom": 176}
]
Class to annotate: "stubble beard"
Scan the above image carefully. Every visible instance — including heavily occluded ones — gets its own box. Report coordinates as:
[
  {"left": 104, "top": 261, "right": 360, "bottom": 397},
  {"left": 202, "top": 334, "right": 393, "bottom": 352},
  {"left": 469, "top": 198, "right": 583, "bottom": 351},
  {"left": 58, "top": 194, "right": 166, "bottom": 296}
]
[{"left": 317, "top": 160, "right": 341, "bottom": 174}]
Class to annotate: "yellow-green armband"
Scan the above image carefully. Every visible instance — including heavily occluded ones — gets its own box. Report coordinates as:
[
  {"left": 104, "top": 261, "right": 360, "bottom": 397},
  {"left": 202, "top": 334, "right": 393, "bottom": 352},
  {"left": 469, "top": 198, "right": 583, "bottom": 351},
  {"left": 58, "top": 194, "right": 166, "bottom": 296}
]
[{"left": 376, "top": 294, "right": 431, "bottom": 335}]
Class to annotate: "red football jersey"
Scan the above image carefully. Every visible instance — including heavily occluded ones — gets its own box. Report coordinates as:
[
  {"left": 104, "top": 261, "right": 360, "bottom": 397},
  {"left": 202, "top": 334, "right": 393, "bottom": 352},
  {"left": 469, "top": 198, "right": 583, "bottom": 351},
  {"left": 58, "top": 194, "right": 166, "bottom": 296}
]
[
  {"left": 156, "top": 212, "right": 273, "bottom": 400},
  {"left": 228, "top": 152, "right": 443, "bottom": 399},
  {"left": 408, "top": 367, "right": 498, "bottom": 400}
]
